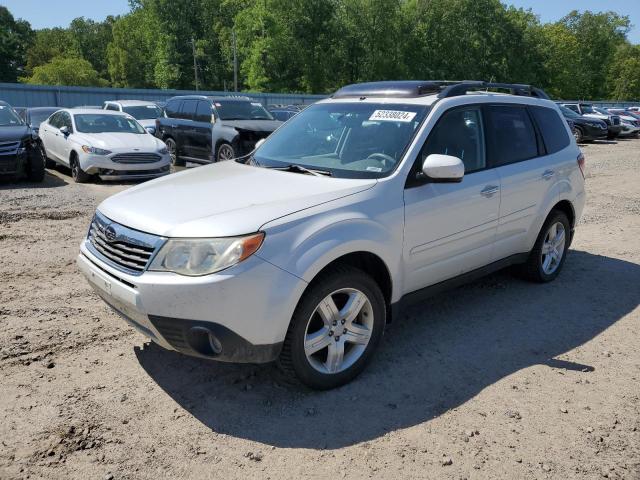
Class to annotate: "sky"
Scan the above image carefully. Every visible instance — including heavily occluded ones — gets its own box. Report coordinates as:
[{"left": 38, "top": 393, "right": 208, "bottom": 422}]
[{"left": 2, "top": 0, "right": 639, "bottom": 44}]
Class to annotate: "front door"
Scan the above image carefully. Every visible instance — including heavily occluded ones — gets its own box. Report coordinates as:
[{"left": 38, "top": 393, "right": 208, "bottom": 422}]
[{"left": 403, "top": 105, "right": 500, "bottom": 293}]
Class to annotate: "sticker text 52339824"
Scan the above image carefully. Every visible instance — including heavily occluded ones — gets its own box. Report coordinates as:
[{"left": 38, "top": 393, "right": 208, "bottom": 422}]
[{"left": 369, "top": 110, "right": 417, "bottom": 123}]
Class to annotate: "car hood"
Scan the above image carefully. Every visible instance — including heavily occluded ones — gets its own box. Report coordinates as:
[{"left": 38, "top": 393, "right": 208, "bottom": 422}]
[
  {"left": 582, "top": 113, "right": 608, "bottom": 120},
  {"left": 135, "top": 119, "right": 157, "bottom": 128},
  {"left": 98, "top": 161, "right": 376, "bottom": 237},
  {"left": 220, "top": 119, "right": 282, "bottom": 132},
  {"left": 0, "top": 125, "right": 30, "bottom": 143},
  {"left": 73, "top": 132, "right": 162, "bottom": 151}
]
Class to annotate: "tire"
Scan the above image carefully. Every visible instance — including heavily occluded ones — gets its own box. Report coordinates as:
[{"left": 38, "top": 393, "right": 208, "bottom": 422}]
[
  {"left": 216, "top": 142, "right": 235, "bottom": 162},
  {"left": 70, "top": 155, "right": 92, "bottom": 184},
  {"left": 26, "top": 146, "right": 46, "bottom": 182},
  {"left": 607, "top": 131, "right": 619, "bottom": 140},
  {"left": 573, "top": 127, "right": 584, "bottom": 144},
  {"left": 165, "top": 138, "right": 184, "bottom": 166},
  {"left": 278, "top": 265, "right": 386, "bottom": 390},
  {"left": 518, "top": 210, "right": 570, "bottom": 283},
  {"left": 42, "top": 145, "right": 56, "bottom": 169}
]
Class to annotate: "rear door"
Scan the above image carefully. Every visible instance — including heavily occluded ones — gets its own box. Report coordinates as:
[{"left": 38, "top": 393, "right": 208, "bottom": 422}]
[
  {"left": 161, "top": 98, "right": 183, "bottom": 146},
  {"left": 486, "top": 104, "right": 562, "bottom": 260},
  {"left": 40, "top": 112, "right": 64, "bottom": 161},
  {"left": 403, "top": 105, "right": 501, "bottom": 293}
]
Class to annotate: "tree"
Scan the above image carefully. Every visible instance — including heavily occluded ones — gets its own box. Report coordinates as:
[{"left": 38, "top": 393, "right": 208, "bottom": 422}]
[
  {"left": 69, "top": 17, "right": 115, "bottom": 79},
  {"left": 608, "top": 44, "right": 640, "bottom": 100},
  {"left": 26, "top": 28, "right": 80, "bottom": 75},
  {"left": 0, "top": 6, "right": 34, "bottom": 82},
  {"left": 22, "top": 56, "right": 109, "bottom": 87}
]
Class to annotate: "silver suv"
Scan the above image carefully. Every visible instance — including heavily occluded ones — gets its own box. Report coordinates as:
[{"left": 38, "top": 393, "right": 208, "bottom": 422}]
[{"left": 78, "top": 81, "right": 586, "bottom": 389}]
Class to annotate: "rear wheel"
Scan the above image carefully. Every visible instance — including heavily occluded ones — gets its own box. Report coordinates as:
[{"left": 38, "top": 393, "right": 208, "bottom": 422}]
[
  {"left": 42, "top": 145, "right": 56, "bottom": 169},
  {"left": 165, "top": 138, "right": 184, "bottom": 166},
  {"left": 518, "top": 210, "right": 570, "bottom": 283},
  {"left": 573, "top": 126, "right": 584, "bottom": 144},
  {"left": 26, "top": 146, "right": 45, "bottom": 182},
  {"left": 70, "top": 156, "right": 91, "bottom": 183},
  {"left": 216, "top": 142, "right": 235, "bottom": 162},
  {"left": 279, "top": 266, "right": 386, "bottom": 390}
]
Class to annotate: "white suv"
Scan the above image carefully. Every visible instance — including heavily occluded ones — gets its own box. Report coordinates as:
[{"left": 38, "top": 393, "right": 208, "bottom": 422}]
[{"left": 78, "top": 81, "right": 586, "bottom": 389}]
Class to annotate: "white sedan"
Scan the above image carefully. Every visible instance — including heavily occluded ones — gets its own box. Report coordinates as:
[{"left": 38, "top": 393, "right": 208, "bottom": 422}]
[{"left": 39, "top": 109, "right": 171, "bottom": 183}]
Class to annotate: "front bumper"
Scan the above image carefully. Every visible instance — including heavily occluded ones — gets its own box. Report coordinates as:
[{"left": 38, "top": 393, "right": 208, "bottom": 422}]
[
  {"left": 77, "top": 242, "right": 307, "bottom": 363},
  {"left": 79, "top": 152, "right": 171, "bottom": 179}
]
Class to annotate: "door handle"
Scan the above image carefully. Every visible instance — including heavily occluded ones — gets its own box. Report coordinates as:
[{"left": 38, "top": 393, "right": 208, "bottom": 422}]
[
  {"left": 542, "top": 169, "right": 555, "bottom": 180},
  {"left": 480, "top": 185, "right": 500, "bottom": 197}
]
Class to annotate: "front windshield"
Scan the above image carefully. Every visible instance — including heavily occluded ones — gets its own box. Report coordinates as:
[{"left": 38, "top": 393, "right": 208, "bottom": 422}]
[
  {"left": 75, "top": 114, "right": 146, "bottom": 134},
  {"left": 215, "top": 101, "right": 274, "bottom": 121},
  {"left": 560, "top": 106, "right": 580, "bottom": 118},
  {"left": 123, "top": 105, "right": 162, "bottom": 120},
  {"left": 253, "top": 102, "right": 430, "bottom": 178},
  {"left": 580, "top": 105, "right": 597, "bottom": 114},
  {"left": 0, "top": 105, "right": 24, "bottom": 126}
]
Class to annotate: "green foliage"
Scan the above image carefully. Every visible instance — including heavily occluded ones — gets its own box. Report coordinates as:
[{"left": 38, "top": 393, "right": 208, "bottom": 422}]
[
  {"left": 0, "top": 6, "right": 34, "bottom": 82},
  {"left": 6, "top": 2, "right": 640, "bottom": 99},
  {"left": 22, "top": 56, "right": 109, "bottom": 87}
]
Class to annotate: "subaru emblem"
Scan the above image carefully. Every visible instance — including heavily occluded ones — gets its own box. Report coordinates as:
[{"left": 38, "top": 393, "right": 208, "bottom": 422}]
[{"left": 104, "top": 225, "right": 117, "bottom": 242}]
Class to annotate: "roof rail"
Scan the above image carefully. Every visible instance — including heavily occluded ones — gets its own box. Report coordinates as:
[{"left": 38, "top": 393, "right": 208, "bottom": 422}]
[
  {"left": 438, "top": 82, "right": 550, "bottom": 100},
  {"left": 331, "top": 80, "right": 550, "bottom": 100}
]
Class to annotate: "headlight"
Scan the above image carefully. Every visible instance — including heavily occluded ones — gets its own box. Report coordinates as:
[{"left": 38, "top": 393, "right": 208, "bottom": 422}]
[
  {"left": 82, "top": 145, "right": 112, "bottom": 155},
  {"left": 149, "top": 233, "right": 265, "bottom": 276},
  {"left": 158, "top": 146, "right": 169, "bottom": 154}
]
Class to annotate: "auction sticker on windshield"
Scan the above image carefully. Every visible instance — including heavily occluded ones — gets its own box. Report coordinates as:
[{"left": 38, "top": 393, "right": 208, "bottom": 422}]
[{"left": 369, "top": 110, "right": 417, "bottom": 122}]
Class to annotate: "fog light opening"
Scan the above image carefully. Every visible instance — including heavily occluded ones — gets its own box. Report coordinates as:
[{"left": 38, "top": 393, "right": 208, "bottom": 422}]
[{"left": 186, "top": 326, "right": 223, "bottom": 357}]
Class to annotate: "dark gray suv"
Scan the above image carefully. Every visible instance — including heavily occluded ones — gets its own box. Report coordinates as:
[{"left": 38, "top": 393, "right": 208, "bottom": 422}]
[{"left": 155, "top": 95, "right": 282, "bottom": 166}]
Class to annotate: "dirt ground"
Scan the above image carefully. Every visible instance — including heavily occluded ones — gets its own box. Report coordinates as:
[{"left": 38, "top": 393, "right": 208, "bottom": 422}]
[{"left": 1, "top": 139, "right": 639, "bottom": 480}]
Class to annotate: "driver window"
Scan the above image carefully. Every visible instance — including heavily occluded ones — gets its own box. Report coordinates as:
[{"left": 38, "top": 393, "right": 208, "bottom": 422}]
[{"left": 419, "top": 107, "right": 486, "bottom": 174}]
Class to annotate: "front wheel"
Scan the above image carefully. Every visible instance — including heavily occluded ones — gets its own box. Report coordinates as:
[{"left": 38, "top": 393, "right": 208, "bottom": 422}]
[
  {"left": 26, "top": 146, "right": 46, "bottom": 182},
  {"left": 573, "top": 127, "right": 584, "bottom": 144},
  {"left": 70, "top": 156, "right": 92, "bottom": 184},
  {"left": 279, "top": 266, "right": 386, "bottom": 390},
  {"left": 518, "top": 210, "right": 570, "bottom": 283},
  {"left": 216, "top": 142, "right": 235, "bottom": 162},
  {"left": 165, "top": 138, "right": 184, "bottom": 166}
]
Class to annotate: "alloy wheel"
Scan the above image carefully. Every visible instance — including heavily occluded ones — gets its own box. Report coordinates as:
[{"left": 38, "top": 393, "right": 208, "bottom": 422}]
[
  {"left": 541, "top": 221, "right": 566, "bottom": 275},
  {"left": 217, "top": 144, "right": 235, "bottom": 162},
  {"left": 303, "top": 288, "right": 374, "bottom": 374}
]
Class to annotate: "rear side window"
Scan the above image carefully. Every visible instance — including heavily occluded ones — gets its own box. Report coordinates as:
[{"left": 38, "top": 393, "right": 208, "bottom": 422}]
[
  {"left": 165, "top": 99, "right": 182, "bottom": 118},
  {"left": 530, "top": 106, "right": 571, "bottom": 154},
  {"left": 180, "top": 100, "right": 198, "bottom": 120},
  {"left": 485, "top": 105, "right": 538, "bottom": 167}
]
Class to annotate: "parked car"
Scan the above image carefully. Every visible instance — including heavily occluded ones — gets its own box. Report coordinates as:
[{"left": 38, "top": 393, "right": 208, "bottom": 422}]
[
  {"left": 628, "top": 106, "right": 640, "bottom": 113},
  {"left": 604, "top": 108, "right": 640, "bottom": 137},
  {"left": 14, "top": 107, "right": 60, "bottom": 135},
  {"left": 39, "top": 109, "right": 171, "bottom": 183},
  {"left": 78, "top": 80, "right": 585, "bottom": 389},
  {"left": 267, "top": 108, "right": 299, "bottom": 122},
  {"left": 73, "top": 105, "right": 103, "bottom": 110},
  {"left": 0, "top": 101, "right": 46, "bottom": 182},
  {"left": 103, "top": 100, "right": 164, "bottom": 135},
  {"left": 557, "top": 105, "right": 608, "bottom": 143},
  {"left": 561, "top": 103, "right": 622, "bottom": 139},
  {"left": 155, "top": 95, "right": 282, "bottom": 166}
]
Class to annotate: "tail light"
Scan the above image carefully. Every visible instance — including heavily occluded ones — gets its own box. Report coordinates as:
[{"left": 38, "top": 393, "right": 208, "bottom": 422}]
[{"left": 577, "top": 152, "right": 585, "bottom": 178}]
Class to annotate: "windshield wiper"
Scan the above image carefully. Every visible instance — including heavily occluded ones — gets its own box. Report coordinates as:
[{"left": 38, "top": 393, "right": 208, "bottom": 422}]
[{"left": 269, "top": 164, "right": 332, "bottom": 177}]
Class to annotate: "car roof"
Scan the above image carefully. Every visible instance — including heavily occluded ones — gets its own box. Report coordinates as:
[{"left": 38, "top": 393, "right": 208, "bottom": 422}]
[
  {"left": 66, "top": 108, "right": 130, "bottom": 115},
  {"left": 104, "top": 100, "right": 159, "bottom": 106},
  {"left": 27, "top": 107, "right": 59, "bottom": 112},
  {"left": 167, "top": 95, "right": 254, "bottom": 103}
]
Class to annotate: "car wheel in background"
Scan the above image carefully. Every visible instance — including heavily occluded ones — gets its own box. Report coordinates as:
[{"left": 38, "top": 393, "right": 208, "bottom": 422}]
[
  {"left": 27, "top": 146, "right": 46, "bottom": 182},
  {"left": 518, "top": 210, "right": 570, "bottom": 283},
  {"left": 165, "top": 138, "right": 184, "bottom": 166},
  {"left": 70, "top": 155, "right": 92, "bottom": 184},
  {"left": 573, "top": 127, "right": 584, "bottom": 144},
  {"left": 279, "top": 265, "right": 386, "bottom": 390},
  {"left": 216, "top": 143, "right": 235, "bottom": 162}
]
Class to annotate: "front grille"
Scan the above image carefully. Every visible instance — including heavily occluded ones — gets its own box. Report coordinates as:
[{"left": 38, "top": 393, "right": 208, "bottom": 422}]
[
  {"left": 111, "top": 152, "right": 162, "bottom": 164},
  {"left": 0, "top": 141, "right": 20, "bottom": 155},
  {"left": 87, "top": 212, "right": 164, "bottom": 274},
  {"left": 0, "top": 156, "right": 19, "bottom": 173},
  {"left": 612, "top": 116, "right": 620, "bottom": 126}
]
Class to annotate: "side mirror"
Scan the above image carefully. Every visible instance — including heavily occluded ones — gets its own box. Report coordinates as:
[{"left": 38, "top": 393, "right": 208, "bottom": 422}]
[
  {"left": 254, "top": 138, "right": 266, "bottom": 150},
  {"left": 145, "top": 126, "right": 156, "bottom": 135},
  {"left": 59, "top": 126, "right": 70, "bottom": 136},
  {"left": 421, "top": 154, "right": 464, "bottom": 183}
]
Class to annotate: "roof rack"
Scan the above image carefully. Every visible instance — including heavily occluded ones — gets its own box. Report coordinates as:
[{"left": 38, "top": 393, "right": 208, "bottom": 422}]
[{"left": 332, "top": 80, "right": 550, "bottom": 100}]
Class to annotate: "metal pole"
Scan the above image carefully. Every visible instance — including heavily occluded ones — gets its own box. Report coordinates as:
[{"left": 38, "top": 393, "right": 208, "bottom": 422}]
[
  {"left": 191, "top": 38, "right": 199, "bottom": 91},
  {"left": 232, "top": 29, "right": 238, "bottom": 92}
]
